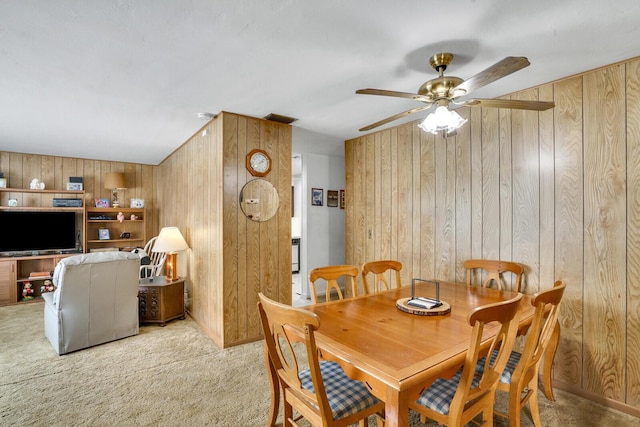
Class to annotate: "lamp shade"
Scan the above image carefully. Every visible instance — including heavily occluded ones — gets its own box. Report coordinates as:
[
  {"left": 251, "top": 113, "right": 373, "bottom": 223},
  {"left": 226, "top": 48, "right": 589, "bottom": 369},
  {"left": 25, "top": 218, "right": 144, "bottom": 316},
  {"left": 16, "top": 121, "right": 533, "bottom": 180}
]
[
  {"left": 104, "top": 172, "right": 127, "bottom": 190},
  {"left": 418, "top": 105, "right": 467, "bottom": 135},
  {"left": 152, "top": 227, "right": 189, "bottom": 253}
]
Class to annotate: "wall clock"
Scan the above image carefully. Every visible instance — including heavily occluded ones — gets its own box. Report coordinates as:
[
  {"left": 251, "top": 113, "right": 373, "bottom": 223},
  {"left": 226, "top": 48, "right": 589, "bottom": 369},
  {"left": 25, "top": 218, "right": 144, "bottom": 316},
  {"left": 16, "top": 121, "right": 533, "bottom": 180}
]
[{"left": 246, "top": 149, "right": 272, "bottom": 177}]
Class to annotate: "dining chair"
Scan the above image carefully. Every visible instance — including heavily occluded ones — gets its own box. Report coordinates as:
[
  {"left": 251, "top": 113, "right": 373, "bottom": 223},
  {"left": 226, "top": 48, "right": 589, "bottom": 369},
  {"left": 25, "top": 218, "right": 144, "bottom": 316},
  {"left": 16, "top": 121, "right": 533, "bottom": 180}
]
[
  {"left": 409, "top": 293, "right": 523, "bottom": 427},
  {"left": 309, "top": 265, "right": 359, "bottom": 304},
  {"left": 361, "top": 260, "right": 403, "bottom": 294},
  {"left": 257, "top": 293, "right": 385, "bottom": 427},
  {"left": 464, "top": 259, "right": 525, "bottom": 292},
  {"left": 475, "top": 280, "right": 566, "bottom": 427}
]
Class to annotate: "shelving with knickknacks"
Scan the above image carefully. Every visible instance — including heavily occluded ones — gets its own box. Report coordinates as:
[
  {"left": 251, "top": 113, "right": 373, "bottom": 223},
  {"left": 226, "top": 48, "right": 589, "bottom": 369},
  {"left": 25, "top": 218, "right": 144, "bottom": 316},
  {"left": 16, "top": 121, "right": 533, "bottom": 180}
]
[
  {"left": 0, "top": 254, "right": 75, "bottom": 305},
  {"left": 0, "top": 184, "right": 86, "bottom": 306},
  {"left": 85, "top": 207, "right": 146, "bottom": 253}
]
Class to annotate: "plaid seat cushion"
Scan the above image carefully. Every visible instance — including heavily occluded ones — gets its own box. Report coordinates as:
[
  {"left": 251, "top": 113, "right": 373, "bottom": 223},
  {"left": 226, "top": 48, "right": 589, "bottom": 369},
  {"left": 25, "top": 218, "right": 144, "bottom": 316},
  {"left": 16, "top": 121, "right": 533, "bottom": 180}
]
[
  {"left": 299, "top": 361, "right": 380, "bottom": 420},
  {"left": 475, "top": 348, "right": 522, "bottom": 384},
  {"left": 415, "top": 369, "right": 480, "bottom": 415}
]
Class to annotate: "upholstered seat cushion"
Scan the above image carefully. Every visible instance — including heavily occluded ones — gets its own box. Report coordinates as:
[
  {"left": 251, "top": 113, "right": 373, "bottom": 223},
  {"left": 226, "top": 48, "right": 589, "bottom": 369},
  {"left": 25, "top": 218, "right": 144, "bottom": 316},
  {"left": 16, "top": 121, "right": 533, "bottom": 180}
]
[
  {"left": 475, "top": 349, "right": 522, "bottom": 384},
  {"left": 415, "top": 369, "right": 480, "bottom": 415},
  {"left": 299, "top": 361, "right": 380, "bottom": 420}
]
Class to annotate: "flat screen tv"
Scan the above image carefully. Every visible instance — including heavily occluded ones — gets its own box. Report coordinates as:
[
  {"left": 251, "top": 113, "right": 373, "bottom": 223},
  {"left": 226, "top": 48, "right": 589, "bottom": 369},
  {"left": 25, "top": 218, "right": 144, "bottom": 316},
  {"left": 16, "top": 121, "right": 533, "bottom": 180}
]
[{"left": 0, "top": 211, "right": 77, "bottom": 255}]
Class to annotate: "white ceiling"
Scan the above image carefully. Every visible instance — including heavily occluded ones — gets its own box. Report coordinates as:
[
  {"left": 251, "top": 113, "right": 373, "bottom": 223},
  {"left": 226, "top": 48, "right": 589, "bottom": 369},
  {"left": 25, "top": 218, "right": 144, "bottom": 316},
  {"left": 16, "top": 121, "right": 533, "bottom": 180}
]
[{"left": 2, "top": 1, "right": 640, "bottom": 165}]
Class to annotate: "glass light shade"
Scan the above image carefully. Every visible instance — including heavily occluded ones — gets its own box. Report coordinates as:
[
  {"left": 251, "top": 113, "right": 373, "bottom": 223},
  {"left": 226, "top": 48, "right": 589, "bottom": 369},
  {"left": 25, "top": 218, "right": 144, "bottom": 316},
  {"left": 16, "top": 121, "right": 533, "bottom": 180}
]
[{"left": 418, "top": 106, "right": 467, "bottom": 135}]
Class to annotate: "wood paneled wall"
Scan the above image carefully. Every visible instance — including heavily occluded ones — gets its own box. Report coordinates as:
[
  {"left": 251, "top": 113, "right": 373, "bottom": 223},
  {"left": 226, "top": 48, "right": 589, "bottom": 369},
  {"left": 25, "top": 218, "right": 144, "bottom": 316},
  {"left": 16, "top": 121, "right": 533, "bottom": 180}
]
[
  {"left": 157, "top": 111, "right": 291, "bottom": 348},
  {"left": 345, "top": 57, "right": 640, "bottom": 414},
  {"left": 0, "top": 152, "right": 157, "bottom": 242}
]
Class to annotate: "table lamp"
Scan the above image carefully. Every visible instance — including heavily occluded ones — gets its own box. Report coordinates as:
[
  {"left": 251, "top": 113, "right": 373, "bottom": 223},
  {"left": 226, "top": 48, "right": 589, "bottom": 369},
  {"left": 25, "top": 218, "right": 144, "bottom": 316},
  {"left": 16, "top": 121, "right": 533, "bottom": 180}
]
[
  {"left": 152, "top": 227, "right": 189, "bottom": 281},
  {"left": 104, "top": 172, "right": 127, "bottom": 208}
]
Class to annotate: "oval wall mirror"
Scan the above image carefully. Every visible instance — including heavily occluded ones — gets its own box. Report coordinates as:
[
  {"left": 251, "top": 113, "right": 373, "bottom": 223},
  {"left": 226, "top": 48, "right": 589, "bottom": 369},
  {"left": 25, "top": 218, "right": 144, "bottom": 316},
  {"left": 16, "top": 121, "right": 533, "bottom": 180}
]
[{"left": 240, "top": 179, "right": 280, "bottom": 222}]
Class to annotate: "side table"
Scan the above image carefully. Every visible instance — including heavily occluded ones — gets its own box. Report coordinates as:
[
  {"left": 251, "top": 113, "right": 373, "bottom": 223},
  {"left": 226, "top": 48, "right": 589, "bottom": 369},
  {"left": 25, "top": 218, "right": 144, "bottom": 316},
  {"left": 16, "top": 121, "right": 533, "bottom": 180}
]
[{"left": 138, "top": 276, "right": 185, "bottom": 326}]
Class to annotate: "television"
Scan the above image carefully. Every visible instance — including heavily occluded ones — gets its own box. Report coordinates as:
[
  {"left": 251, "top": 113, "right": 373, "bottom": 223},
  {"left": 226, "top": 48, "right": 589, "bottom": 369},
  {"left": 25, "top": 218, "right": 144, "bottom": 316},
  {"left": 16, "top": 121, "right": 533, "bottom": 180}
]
[{"left": 0, "top": 211, "right": 77, "bottom": 255}]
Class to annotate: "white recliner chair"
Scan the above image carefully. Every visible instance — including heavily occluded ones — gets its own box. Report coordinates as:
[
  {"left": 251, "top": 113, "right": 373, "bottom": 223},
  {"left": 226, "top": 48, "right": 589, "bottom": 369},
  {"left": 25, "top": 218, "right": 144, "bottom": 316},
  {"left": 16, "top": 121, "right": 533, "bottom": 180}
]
[{"left": 42, "top": 251, "right": 140, "bottom": 355}]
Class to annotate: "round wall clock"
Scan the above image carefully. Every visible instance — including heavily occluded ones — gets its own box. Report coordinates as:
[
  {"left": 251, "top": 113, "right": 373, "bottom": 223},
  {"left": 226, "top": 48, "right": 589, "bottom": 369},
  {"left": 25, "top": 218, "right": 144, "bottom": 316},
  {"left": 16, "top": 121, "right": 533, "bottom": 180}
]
[{"left": 246, "top": 148, "right": 272, "bottom": 177}]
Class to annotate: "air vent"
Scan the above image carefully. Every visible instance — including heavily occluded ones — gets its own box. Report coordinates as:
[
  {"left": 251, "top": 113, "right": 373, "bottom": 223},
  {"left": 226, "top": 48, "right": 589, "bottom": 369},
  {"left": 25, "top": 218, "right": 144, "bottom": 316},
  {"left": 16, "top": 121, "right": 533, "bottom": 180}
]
[{"left": 263, "top": 113, "right": 297, "bottom": 124}]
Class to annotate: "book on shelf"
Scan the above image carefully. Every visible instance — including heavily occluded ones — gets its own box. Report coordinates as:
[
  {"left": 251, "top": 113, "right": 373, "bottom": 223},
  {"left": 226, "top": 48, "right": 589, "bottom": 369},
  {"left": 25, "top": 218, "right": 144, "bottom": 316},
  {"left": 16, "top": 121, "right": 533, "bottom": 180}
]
[{"left": 29, "top": 271, "right": 51, "bottom": 278}]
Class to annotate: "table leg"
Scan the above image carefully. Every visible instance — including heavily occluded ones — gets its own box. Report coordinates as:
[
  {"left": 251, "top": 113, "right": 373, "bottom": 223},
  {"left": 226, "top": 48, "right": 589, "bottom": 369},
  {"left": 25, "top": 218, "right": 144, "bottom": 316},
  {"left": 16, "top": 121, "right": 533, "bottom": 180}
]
[
  {"left": 542, "top": 319, "right": 560, "bottom": 401},
  {"left": 385, "top": 387, "right": 409, "bottom": 427},
  {"left": 264, "top": 343, "right": 280, "bottom": 427}
]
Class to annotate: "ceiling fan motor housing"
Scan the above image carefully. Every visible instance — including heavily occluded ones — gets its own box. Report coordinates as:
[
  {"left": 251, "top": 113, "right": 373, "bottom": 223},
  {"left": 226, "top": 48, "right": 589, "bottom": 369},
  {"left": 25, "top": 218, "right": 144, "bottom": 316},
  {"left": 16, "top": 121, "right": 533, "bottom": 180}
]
[{"left": 418, "top": 76, "right": 465, "bottom": 100}]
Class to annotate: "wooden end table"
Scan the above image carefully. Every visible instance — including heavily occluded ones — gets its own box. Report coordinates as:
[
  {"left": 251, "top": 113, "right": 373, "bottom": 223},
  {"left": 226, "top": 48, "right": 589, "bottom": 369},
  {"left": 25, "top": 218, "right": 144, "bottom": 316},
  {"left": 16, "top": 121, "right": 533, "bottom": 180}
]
[{"left": 138, "top": 276, "right": 185, "bottom": 326}]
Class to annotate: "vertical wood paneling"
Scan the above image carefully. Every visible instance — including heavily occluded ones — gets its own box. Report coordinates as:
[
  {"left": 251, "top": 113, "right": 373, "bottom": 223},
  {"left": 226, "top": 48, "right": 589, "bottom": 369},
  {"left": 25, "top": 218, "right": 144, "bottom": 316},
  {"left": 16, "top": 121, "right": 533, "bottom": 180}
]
[
  {"left": 554, "top": 76, "right": 584, "bottom": 386},
  {"left": 499, "top": 103, "right": 513, "bottom": 281},
  {"left": 396, "top": 124, "right": 412, "bottom": 283},
  {"left": 470, "top": 108, "right": 483, "bottom": 260},
  {"left": 419, "top": 130, "right": 435, "bottom": 279},
  {"left": 365, "top": 133, "right": 375, "bottom": 263},
  {"left": 512, "top": 89, "right": 541, "bottom": 293},
  {"left": 159, "top": 112, "right": 291, "bottom": 348},
  {"left": 345, "top": 57, "right": 640, "bottom": 413},
  {"left": 455, "top": 108, "right": 472, "bottom": 283},
  {"left": 222, "top": 114, "right": 240, "bottom": 343},
  {"left": 626, "top": 60, "right": 640, "bottom": 407},
  {"left": 344, "top": 140, "right": 354, "bottom": 270},
  {"left": 380, "top": 131, "right": 392, "bottom": 264},
  {"left": 411, "top": 126, "right": 422, "bottom": 279},
  {"left": 481, "top": 108, "right": 500, "bottom": 259},
  {"left": 539, "top": 84, "right": 556, "bottom": 291},
  {"left": 583, "top": 66, "right": 627, "bottom": 400}
]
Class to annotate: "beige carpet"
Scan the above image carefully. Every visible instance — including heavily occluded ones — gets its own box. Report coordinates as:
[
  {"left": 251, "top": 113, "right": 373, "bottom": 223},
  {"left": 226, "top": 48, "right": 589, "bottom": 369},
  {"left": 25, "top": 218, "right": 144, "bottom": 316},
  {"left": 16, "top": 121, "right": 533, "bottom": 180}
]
[{"left": 1, "top": 302, "right": 638, "bottom": 427}]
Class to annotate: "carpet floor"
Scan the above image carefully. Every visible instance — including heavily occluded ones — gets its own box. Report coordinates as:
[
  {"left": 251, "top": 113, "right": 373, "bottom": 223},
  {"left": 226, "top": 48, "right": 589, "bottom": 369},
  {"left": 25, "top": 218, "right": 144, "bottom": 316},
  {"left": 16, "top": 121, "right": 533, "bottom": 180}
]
[{"left": 1, "top": 302, "right": 638, "bottom": 426}]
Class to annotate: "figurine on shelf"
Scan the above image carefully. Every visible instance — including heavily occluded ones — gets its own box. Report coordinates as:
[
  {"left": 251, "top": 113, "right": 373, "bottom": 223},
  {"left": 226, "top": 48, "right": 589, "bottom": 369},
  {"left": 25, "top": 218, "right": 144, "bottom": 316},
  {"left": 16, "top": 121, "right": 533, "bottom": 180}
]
[
  {"left": 40, "top": 279, "right": 55, "bottom": 293},
  {"left": 22, "top": 281, "right": 35, "bottom": 300},
  {"left": 130, "top": 214, "right": 138, "bottom": 221},
  {"left": 29, "top": 178, "right": 45, "bottom": 190},
  {"left": 117, "top": 212, "right": 125, "bottom": 223}
]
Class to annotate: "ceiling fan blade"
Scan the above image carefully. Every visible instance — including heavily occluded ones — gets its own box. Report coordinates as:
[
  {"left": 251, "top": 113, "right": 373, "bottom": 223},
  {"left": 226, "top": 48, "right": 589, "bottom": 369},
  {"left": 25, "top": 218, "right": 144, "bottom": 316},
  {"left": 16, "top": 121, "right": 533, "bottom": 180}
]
[
  {"left": 452, "top": 56, "right": 531, "bottom": 97},
  {"left": 456, "top": 98, "right": 554, "bottom": 111},
  {"left": 356, "top": 88, "right": 433, "bottom": 103},
  {"left": 359, "top": 105, "right": 432, "bottom": 132}
]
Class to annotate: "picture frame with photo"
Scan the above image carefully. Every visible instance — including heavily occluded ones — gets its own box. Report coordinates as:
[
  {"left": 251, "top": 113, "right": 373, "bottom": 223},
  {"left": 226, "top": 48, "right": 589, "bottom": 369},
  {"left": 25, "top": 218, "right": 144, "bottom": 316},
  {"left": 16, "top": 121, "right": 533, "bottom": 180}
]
[
  {"left": 311, "top": 188, "right": 323, "bottom": 206},
  {"left": 327, "top": 190, "right": 339, "bottom": 207},
  {"left": 340, "top": 189, "right": 345, "bottom": 209},
  {"left": 95, "top": 198, "right": 110, "bottom": 208},
  {"left": 98, "top": 228, "right": 110, "bottom": 240}
]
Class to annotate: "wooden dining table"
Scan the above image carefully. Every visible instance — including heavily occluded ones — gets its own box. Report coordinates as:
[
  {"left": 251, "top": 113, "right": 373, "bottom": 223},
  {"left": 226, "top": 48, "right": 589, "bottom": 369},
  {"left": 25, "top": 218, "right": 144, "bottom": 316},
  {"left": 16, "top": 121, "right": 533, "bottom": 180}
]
[{"left": 264, "top": 281, "right": 540, "bottom": 427}]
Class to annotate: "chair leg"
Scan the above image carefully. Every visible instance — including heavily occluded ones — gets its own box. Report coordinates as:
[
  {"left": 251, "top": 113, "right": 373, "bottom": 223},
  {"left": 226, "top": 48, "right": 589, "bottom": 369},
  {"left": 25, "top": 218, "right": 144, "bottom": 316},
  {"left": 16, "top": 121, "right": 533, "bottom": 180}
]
[
  {"left": 509, "top": 384, "right": 523, "bottom": 427},
  {"left": 529, "top": 385, "right": 542, "bottom": 427}
]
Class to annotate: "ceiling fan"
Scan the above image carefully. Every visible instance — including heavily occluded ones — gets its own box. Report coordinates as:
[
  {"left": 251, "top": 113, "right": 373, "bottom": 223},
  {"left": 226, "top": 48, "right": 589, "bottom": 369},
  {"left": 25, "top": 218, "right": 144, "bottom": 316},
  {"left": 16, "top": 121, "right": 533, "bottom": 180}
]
[{"left": 356, "top": 53, "right": 554, "bottom": 134}]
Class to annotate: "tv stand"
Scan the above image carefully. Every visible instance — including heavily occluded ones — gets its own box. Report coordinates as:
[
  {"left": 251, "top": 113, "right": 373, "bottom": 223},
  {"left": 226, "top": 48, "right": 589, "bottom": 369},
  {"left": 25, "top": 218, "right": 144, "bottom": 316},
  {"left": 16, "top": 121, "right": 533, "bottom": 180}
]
[
  {"left": 0, "top": 253, "right": 79, "bottom": 305},
  {"left": 0, "top": 187, "right": 86, "bottom": 306}
]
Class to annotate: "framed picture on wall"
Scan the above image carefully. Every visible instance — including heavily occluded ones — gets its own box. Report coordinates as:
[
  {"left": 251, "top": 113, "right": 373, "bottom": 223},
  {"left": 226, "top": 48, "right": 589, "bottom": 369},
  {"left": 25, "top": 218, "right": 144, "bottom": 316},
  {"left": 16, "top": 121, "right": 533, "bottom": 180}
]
[
  {"left": 311, "top": 188, "right": 323, "bottom": 206},
  {"left": 327, "top": 190, "right": 338, "bottom": 207},
  {"left": 340, "top": 189, "right": 345, "bottom": 209}
]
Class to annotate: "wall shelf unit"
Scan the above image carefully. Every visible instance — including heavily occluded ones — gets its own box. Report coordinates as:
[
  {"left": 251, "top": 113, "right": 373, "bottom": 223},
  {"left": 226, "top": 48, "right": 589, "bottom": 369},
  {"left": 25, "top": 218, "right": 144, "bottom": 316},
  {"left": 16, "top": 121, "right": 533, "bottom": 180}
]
[{"left": 85, "top": 207, "right": 146, "bottom": 253}]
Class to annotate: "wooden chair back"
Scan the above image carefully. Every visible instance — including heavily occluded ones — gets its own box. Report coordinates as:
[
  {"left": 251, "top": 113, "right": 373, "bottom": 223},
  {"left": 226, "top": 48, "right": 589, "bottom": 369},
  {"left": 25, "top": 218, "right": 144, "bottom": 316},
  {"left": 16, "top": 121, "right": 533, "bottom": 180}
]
[
  {"left": 464, "top": 259, "right": 524, "bottom": 292},
  {"left": 257, "top": 293, "right": 384, "bottom": 426},
  {"left": 497, "top": 280, "right": 566, "bottom": 426},
  {"left": 361, "top": 260, "right": 403, "bottom": 294},
  {"left": 409, "top": 293, "right": 523, "bottom": 426},
  {"left": 309, "top": 265, "right": 359, "bottom": 304}
]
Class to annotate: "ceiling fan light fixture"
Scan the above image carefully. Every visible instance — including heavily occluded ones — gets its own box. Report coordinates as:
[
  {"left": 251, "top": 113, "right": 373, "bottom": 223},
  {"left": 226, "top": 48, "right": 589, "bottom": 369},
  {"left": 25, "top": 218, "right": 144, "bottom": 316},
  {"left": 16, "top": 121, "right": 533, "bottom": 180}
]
[{"left": 418, "top": 105, "right": 467, "bottom": 135}]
